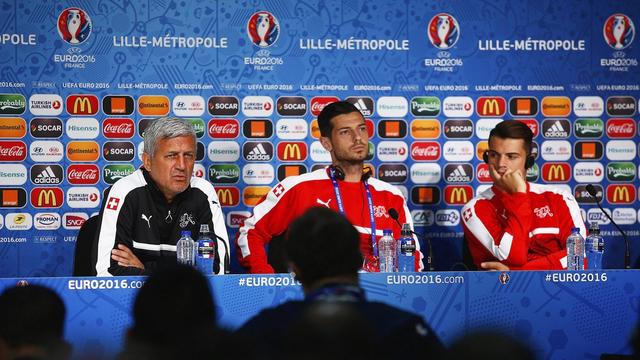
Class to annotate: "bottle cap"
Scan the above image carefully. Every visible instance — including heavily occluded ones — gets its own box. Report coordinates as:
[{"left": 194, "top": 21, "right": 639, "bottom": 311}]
[
  {"left": 571, "top": 227, "right": 579, "bottom": 233},
  {"left": 383, "top": 229, "right": 392, "bottom": 236},
  {"left": 200, "top": 224, "right": 210, "bottom": 233},
  {"left": 180, "top": 230, "right": 191, "bottom": 237},
  {"left": 401, "top": 223, "right": 412, "bottom": 236}
]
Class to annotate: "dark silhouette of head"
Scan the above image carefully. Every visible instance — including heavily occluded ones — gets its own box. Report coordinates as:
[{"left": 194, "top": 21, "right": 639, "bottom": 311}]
[
  {"left": 286, "top": 206, "right": 362, "bottom": 290},
  {"left": 0, "top": 284, "right": 70, "bottom": 360},
  {"left": 444, "top": 330, "right": 535, "bottom": 360},
  {"left": 488, "top": 120, "right": 534, "bottom": 157}
]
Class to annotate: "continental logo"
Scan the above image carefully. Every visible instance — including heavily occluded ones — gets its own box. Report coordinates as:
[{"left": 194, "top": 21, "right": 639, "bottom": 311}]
[
  {"left": 606, "top": 184, "right": 636, "bottom": 204},
  {"left": 541, "top": 97, "right": 571, "bottom": 117},
  {"left": 0, "top": 118, "right": 26, "bottom": 138},
  {"left": 0, "top": 188, "right": 27, "bottom": 208},
  {"left": 277, "top": 142, "right": 308, "bottom": 161},
  {"left": 541, "top": 162, "right": 571, "bottom": 183},
  {"left": 243, "top": 186, "right": 270, "bottom": 207},
  {"left": 277, "top": 164, "right": 307, "bottom": 181},
  {"left": 310, "top": 119, "right": 321, "bottom": 139},
  {"left": 476, "top": 97, "right": 506, "bottom": 117},
  {"left": 102, "top": 95, "right": 134, "bottom": 116},
  {"left": 66, "top": 95, "right": 99, "bottom": 115},
  {"left": 216, "top": 187, "right": 240, "bottom": 207},
  {"left": 66, "top": 141, "right": 99, "bottom": 162},
  {"left": 30, "top": 187, "right": 64, "bottom": 208},
  {"left": 411, "top": 186, "right": 440, "bottom": 205},
  {"left": 137, "top": 95, "right": 170, "bottom": 116},
  {"left": 410, "top": 119, "right": 440, "bottom": 139},
  {"left": 444, "top": 185, "right": 473, "bottom": 205}
]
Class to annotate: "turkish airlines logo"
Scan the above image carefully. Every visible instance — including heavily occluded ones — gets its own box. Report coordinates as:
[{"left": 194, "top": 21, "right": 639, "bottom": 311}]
[
  {"left": 30, "top": 188, "right": 64, "bottom": 208},
  {"left": 66, "top": 186, "right": 100, "bottom": 208},
  {"left": 103, "top": 118, "right": 135, "bottom": 138},
  {"left": 29, "top": 118, "right": 63, "bottom": 138},
  {"left": 29, "top": 94, "right": 63, "bottom": 116},
  {"left": 410, "top": 142, "right": 440, "bottom": 161},
  {"left": 137, "top": 95, "right": 170, "bottom": 116},
  {"left": 102, "top": 96, "right": 134, "bottom": 116},
  {"left": 442, "top": 96, "right": 473, "bottom": 117},
  {"left": 243, "top": 119, "right": 274, "bottom": 138},
  {"left": 208, "top": 119, "right": 240, "bottom": 139},
  {"left": 67, "top": 164, "right": 100, "bottom": 185},
  {"left": 606, "top": 96, "right": 636, "bottom": 116},
  {"left": 277, "top": 142, "right": 307, "bottom": 161},
  {"left": 606, "top": 118, "right": 636, "bottom": 138},
  {"left": 541, "top": 97, "right": 571, "bottom": 117},
  {"left": 509, "top": 97, "right": 538, "bottom": 117},
  {"left": 277, "top": 96, "right": 307, "bottom": 116},
  {"left": 310, "top": 96, "right": 339, "bottom": 116},
  {"left": 444, "top": 185, "right": 473, "bottom": 205},
  {"left": 378, "top": 120, "right": 407, "bottom": 138},
  {"left": 0, "top": 141, "right": 27, "bottom": 161},
  {"left": 208, "top": 96, "right": 239, "bottom": 116},
  {"left": 573, "top": 162, "right": 604, "bottom": 183},
  {"left": 216, "top": 187, "right": 240, "bottom": 207},
  {"left": 541, "top": 163, "right": 571, "bottom": 183},
  {"left": 66, "top": 95, "right": 99, "bottom": 115},
  {"left": 411, "top": 186, "right": 440, "bottom": 205},
  {"left": 0, "top": 117, "right": 26, "bottom": 138},
  {"left": 30, "top": 164, "right": 63, "bottom": 185},
  {"left": 376, "top": 141, "right": 408, "bottom": 162},
  {"left": 476, "top": 97, "right": 506, "bottom": 117},
  {"left": 242, "top": 96, "right": 274, "bottom": 117},
  {"left": 606, "top": 184, "right": 635, "bottom": 204}
]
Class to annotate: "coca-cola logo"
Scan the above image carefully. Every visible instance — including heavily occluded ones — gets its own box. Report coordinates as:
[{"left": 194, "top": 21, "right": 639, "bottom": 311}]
[
  {"left": 476, "top": 164, "right": 492, "bottom": 183},
  {"left": 410, "top": 142, "right": 440, "bottom": 161},
  {"left": 0, "top": 141, "right": 27, "bottom": 161},
  {"left": 606, "top": 118, "right": 636, "bottom": 138},
  {"left": 208, "top": 119, "right": 239, "bottom": 139},
  {"left": 67, "top": 164, "right": 100, "bottom": 185},
  {"left": 103, "top": 118, "right": 135, "bottom": 138},
  {"left": 310, "top": 96, "right": 340, "bottom": 116}
]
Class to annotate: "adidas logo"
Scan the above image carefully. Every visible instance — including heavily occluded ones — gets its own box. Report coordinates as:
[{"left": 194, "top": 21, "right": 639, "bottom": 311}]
[
  {"left": 246, "top": 143, "right": 271, "bottom": 161},
  {"left": 33, "top": 166, "right": 60, "bottom": 184},
  {"left": 447, "top": 165, "right": 471, "bottom": 182},
  {"left": 544, "top": 120, "right": 569, "bottom": 138},
  {"left": 350, "top": 98, "right": 373, "bottom": 116}
]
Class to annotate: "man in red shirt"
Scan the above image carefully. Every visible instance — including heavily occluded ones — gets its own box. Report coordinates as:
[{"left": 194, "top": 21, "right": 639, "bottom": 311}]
[
  {"left": 236, "top": 101, "right": 422, "bottom": 273},
  {"left": 462, "top": 120, "right": 585, "bottom": 270}
]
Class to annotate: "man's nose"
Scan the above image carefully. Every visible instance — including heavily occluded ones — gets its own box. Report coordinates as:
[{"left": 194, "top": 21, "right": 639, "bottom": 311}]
[{"left": 175, "top": 155, "right": 186, "bottom": 169}]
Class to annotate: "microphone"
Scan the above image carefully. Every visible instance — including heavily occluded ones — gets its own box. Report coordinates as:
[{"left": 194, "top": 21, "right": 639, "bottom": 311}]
[
  {"left": 585, "top": 184, "right": 630, "bottom": 269},
  {"left": 388, "top": 208, "right": 434, "bottom": 271}
]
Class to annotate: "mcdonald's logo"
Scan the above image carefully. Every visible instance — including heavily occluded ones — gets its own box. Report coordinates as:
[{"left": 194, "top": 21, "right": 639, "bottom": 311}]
[
  {"left": 277, "top": 142, "right": 307, "bottom": 161},
  {"left": 215, "top": 187, "right": 240, "bottom": 207},
  {"left": 606, "top": 184, "right": 635, "bottom": 204},
  {"left": 444, "top": 185, "right": 473, "bottom": 205},
  {"left": 66, "top": 95, "right": 99, "bottom": 115},
  {"left": 541, "top": 163, "right": 571, "bottom": 183},
  {"left": 30, "top": 187, "right": 63, "bottom": 208},
  {"left": 476, "top": 97, "right": 506, "bottom": 117},
  {"left": 243, "top": 186, "right": 271, "bottom": 207}
]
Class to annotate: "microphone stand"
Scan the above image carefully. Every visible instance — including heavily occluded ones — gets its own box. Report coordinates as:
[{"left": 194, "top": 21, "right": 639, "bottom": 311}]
[{"left": 587, "top": 185, "right": 630, "bottom": 269}]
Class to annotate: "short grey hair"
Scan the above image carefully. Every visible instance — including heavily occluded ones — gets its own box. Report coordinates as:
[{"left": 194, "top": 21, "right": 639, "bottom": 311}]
[{"left": 143, "top": 116, "right": 196, "bottom": 158}]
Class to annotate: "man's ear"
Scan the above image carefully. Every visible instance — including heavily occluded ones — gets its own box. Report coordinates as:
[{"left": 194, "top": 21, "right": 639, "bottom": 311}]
[
  {"left": 142, "top": 152, "right": 152, "bottom": 171},
  {"left": 319, "top": 136, "right": 332, "bottom": 153}
]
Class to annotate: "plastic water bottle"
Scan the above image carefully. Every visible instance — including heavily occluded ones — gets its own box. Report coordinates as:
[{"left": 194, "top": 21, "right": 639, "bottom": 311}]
[
  {"left": 176, "top": 230, "right": 195, "bottom": 266},
  {"left": 196, "top": 224, "right": 216, "bottom": 275},
  {"left": 379, "top": 229, "right": 396, "bottom": 273},
  {"left": 585, "top": 222, "right": 604, "bottom": 270},
  {"left": 397, "top": 224, "right": 416, "bottom": 272},
  {"left": 566, "top": 227, "right": 585, "bottom": 270}
]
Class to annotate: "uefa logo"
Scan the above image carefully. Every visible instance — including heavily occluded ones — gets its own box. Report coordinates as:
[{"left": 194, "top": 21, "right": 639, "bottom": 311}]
[
  {"left": 57, "top": 8, "right": 92, "bottom": 45},
  {"left": 427, "top": 13, "right": 460, "bottom": 50},
  {"left": 247, "top": 11, "right": 280, "bottom": 48},
  {"left": 603, "top": 14, "right": 635, "bottom": 50}
]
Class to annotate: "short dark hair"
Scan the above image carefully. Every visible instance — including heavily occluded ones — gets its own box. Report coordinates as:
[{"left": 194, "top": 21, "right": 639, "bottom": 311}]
[
  {"left": 0, "top": 284, "right": 66, "bottom": 349},
  {"left": 489, "top": 120, "right": 533, "bottom": 154},
  {"left": 286, "top": 207, "right": 362, "bottom": 285},
  {"left": 317, "top": 101, "right": 362, "bottom": 137}
]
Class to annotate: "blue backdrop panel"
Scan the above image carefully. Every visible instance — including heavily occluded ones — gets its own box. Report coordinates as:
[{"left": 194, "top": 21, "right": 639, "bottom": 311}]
[{"left": 0, "top": 0, "right": 639, "bottom": 276}]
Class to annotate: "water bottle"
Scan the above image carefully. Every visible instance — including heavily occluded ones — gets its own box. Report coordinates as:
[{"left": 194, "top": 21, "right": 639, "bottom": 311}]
[
  {"left": 397, "top": 223, "right": 416, "bottom": 272},
  {"left": 176, "top": 230, "right": 195, "bottom": 266},
  {"left": 566, "top": 227, "right": 585, "bottom": 270},
  {"left": 378, "top": 229, "right": 396, "bottom": 273},
  {"left": 585, "top": 222, "right": 604, "bottom": 270},
  {"left": 195, "top": 224, "right": 216, "bottom": 275}
]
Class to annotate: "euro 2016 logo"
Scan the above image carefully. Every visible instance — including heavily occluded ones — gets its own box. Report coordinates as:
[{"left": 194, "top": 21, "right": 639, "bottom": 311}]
[
  {"left": 603, "top": 14, "right": 635, "bottom": 50},
  {"left": 57, "top": 8, "right": 92, "bottom": 45},
  {"left": 428, "top": 13, "right": 460, "bottom": 50},
  {"left": 247, "top": 11, "right": 280, "bottom": 48}
]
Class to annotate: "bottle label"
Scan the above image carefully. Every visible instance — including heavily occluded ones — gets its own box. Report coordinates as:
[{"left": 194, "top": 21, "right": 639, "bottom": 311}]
[
  {"left": 400, "top": 240, "right": 415, "bottom": 254},
  {"left": 197, "top": 240, "right": 215, "bottom": 258}
]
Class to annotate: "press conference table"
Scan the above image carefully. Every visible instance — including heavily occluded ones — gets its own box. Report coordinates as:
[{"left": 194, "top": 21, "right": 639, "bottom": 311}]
[{"left": 0, "top": 271, "right": 636, "bottom": 359}]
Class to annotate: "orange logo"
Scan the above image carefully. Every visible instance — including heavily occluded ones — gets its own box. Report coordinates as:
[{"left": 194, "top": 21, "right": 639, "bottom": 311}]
[
  {"left": 541, "top": 97, "right": 571, "bottom": 117},
  {"left": 310, "top": 119, "right": 321, "bottom": 139},
  {"left": 243, "top": 186, "right": 270, "bottom": 207},
  {"left": 250, "top": 121, "right": 266, "bottom": 137},
  {"left": 66, "top": 141, "right": 100, "bottom": 162},
  {"left": 137, "top": 95, "right": 170, "bottom": 116},
  {"left": 410, "top": 119, "right": 440, "bottom": 139},
  {"left": 476, "top": 141, "right": 489, "bottom": 160},
  {"left": 385, "top": 121, "right": 401, "bottom": 137},
  {"left": 580, "top": 142, "right": 596, "bottom": 159},
  {"left": 0, "top": 118, "right": 26, "bottom": 138}
]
